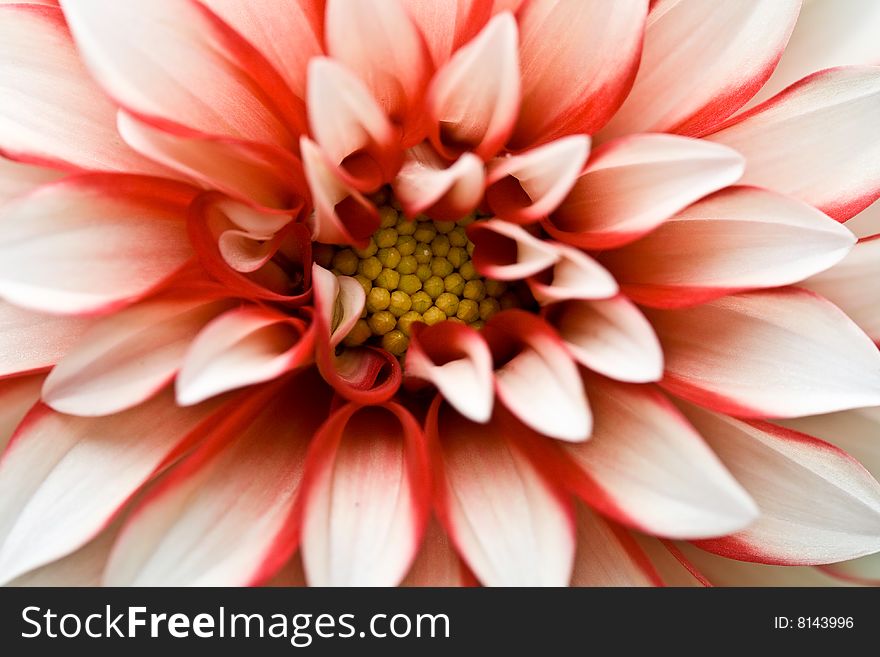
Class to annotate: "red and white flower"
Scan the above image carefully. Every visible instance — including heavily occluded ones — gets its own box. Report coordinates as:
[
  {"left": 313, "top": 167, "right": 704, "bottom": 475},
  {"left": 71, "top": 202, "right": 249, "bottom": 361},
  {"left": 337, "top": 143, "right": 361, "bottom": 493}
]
[{"left": 1, "top": 0, "right": 880, "bottom": 586}]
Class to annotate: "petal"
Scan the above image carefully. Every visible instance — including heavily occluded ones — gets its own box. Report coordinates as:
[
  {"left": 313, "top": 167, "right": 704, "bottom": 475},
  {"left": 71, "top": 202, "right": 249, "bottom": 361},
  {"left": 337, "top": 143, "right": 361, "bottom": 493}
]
[
  {"left": 406, "top": 321, "right": 494, "bottom": 423},
  {"left": 0, "top": 175, "right": 195, "bottom": 315},
  {"left": 468, "top": 219, "right": 560, "bottom": 280},
  {"left": 298, "top": 403, "right": 430, "bottom": 586},
  {"left": 512, "top": 0, "right": 647, "bottom": 147},
  {"left": 649, "top": 289, "right": 880, "bottom": 417},
  {"left": 43, "top": 294, "right": 229, "bottom": 416},
  {"left": 0, "top": 4, "right": 165, "bottom": 173},
  {"left": 0, "top": 157, "right": 63, "bottom": 206},
  {"left": 562, "top": 377, "right": 758, "bottom": 539},
  {"left": 632, "top": 535, "right": 708, "bottom": 587},
  {"left": 0, "top": 375, "right": 43, "bottom": 453},
  {"left": 0, "top": 302, "right": 93, "bottom": 378},
  {"left": 60, "top": 0, "right": 301, "bottom": 147},
  {"left": 427, "top": 12, "right": 520, "bottom": 160},
  {"left": 745, "top": 0, "right": 880, "bottom": 109},
  {"left": 543, "top": 297, "right": 663, "bottom": 384},
  {"left": 845, "top": 198, "right": 880, "bottom": 238},
  {"left": 802, "top": 235, "right": 880, "bottom": 341},
  {"left": 402, "top": 518, "right": 474, "bottom": 586},
  {"left": 200, "top": 0, "right": 323, "bottom": 100},
  {"left": 546, "top": 134, "right": 745, "bottom": 249},
  {"left": 311, "top": 265, "right": 366, "bottom": 351},
  {"left": 485, "top": 135, "right": 590, "bottom": 224},
  {"left": 428, "top": 398, "right": 576, "bottom": 585},
  {"left": 0, "top": 390, "right": 220, "bottom": 584},
  {"left": 570, "top": 503, "right": 662, "bottom": 587},
  {"left": 393, "top": 143, "right": 485, "bottom": 220},
  {"left": 603, "top": 186, "right": 856, "bottom": 308},
  {"left": 301, "top": 137, "right": 380, "bottom": 246},
  {"left": 176, "top": 306, "right": 315, "bottom": 406},
  {"left": 325, "top": 0, "right": 432, "bottom": 130},
  {"left": 679, "top": 403, "right": 880, "bottom": 565},
  {"left": 706, "top": 66, "right": 880, "bottom": 221},
  {"left": 306, "top": 58, "right": 401, "bottom": 191},
  {"left": 117, "top": 111, "right": 308, "bottom": 211},
  {"left": 401, "top": 0, "right": 492, "bottom": 67},
  {"left": 526, "top": 242, "right": 618, "bottom": 304},
  {"left": 483, "top": 310, "right": 590, "bottom": 441},
  {"left": 105, "top": 375, "right": 331, "bottom": 585},
  {"left": 599, "top": 0, "right": 801, "bottom": 139}
]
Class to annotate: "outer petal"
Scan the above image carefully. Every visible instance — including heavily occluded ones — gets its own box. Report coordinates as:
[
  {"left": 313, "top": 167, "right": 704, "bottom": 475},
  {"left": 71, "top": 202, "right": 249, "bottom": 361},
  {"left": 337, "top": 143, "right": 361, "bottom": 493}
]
[
  {"left": 0, "top": 4, "right": 165, "bottom": 173},
  {"left": 393, "top": 144, "right": 485, "bottom": 221},
  {"left": 546, "top": 134, "right": 745, "bottom": 249},
  {"left": 468, "top": 219, "right": 560, "bottom": 280},
  {"left": 845, "top": 198, "right": 880, "bottom": 238},
  {"left": 428, "top": 398, "right": 576, "bottom": 586},
  {"left": 426, "top": 12, "right": 520, "bottom": 160},
  {"left": 105, "top": 374, "right": 331, "bottom": 585},
  {"left": 297, "top": 403, "right": 430, "bottom": 586},
  {"left": 43, "top": 294, "right": 229, "bottom": 416},
  {"left": 406, "top": 321, "right": 494, "bottom": 423},
  {"left": 485, "top": 135, "right": 590, "bottom": 224},
  {"left": 483, "top": 310, "right": 590, "bottom": 441},
  {"left": 0, "top": 390, "right": 221, "bottom": 584},
  {"left": 401, "top": 0, "right": 492, "bottom": 67},
  {"left": 706, "top": 66, "right": 880, "bottom": 222},
  {"left": 562, "top": 377, "right": 758, "bottom": 539},
  {"left": 0, "top": 375, "right": 43, "bottom": 453},
  {"left": 0, "top": 157, "right": 63, "bottom": 206},
  {"left": 745, "top": 0, "right": 880, "bottom": 109},
  {"left": 60, "top": 0, "right": 301, "bottom": 147},
  {"left": 512, "top": 0, "right": 647, "bottom": 147},
  {"left": 0, "top": 175, "right": 195, "bottom": 315},
  {"left": 325, "top": 0, "right": 432, "bottom": 130},
  {"left": 632, "top": 535, "right": 708, "bottom": 587},
  {"left": 402, "top": 519, "right": 474, "bottom": 587},
  {"left": 0, "top": 302, "right": 92, "bottom": 378},
  {"left": 543, "top": 297, "right": 663, "bottom": 384},
  {"left": 306, "top": 58, "right": 401, "bottom": 191},
  {"left": 176, "top": 305, "right": 314, "bottom": 406},
  {"left": 679, "top": 403, "right": 880, "bottom": 565},
  {"left": 603, "top": 186, "right": 856, "bottom": 308},
  {"left": 648, "top": 289, "right": 880, "bottom": 417},
  {"left": 570, "top": 503, "right": 662, "bottom": 587},
  {"left": 802, "top": 235, "right": 880, "bottom": 341},
  {"left": 599, "top": 0, "right": 801, "bottom": 139}
]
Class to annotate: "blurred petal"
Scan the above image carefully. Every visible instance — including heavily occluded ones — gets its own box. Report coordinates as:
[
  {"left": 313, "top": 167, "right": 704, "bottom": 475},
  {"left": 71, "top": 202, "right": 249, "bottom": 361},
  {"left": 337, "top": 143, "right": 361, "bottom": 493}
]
[
  {"left": 0, "top": 375, "right": 43, "bottom": 453},
  {"left": 402, "top": 519, "right": 473, "bottom": 587},
  {"left": 402, "top": 0, "right": 492, "bottom": 66},
  {"left": 0, "top": 157, "right": 63, "bottom": 206},
  {"left": 0, "top": 302, "right": 92, "bottom": 378}
]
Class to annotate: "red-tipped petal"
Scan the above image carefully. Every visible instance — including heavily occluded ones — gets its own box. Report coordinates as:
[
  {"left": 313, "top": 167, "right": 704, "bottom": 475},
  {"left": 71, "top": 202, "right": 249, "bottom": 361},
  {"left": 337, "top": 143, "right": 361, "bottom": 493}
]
[
  {"left": 393, "top": 143, "right": 485, "bottom": 220},
  {"left": 526, "top": 242, "right": 617, "bottom": 304},
  {"left": 401, "top": 0, "right": 492, "bottom": 67},
  {"left": 402, "top": 518, "right": 475, "bottom": 587},
  {"left": 648, "top": 289, "right": 880, "bottom": 418},
  {"left": 0, "top": 375, "right": 42, "bottom": 453},
  {"left": 468, "top": 219, "right": 559, "bottom": 280},
  {"left": 546, "top": 134, "right": 744, "bottom": 249},
  {"left": 0, "top": 158, "right": 64, "bottom": 207},
  {"left": 297, "top": 402, "right": 430, "bottom": 586}
]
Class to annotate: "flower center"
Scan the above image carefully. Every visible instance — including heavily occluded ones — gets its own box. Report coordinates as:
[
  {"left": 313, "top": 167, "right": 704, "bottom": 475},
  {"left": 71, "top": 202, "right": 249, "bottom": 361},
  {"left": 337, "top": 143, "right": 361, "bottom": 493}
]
[{"left": 314, "top": 203, "right": 520, "bottom": 356}]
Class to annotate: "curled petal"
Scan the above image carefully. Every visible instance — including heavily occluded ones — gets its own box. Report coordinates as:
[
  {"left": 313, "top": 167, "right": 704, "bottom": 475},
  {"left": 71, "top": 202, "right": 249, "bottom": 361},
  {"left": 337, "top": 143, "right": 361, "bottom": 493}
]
[
  {"left": 176, "top": 306, "right": 315, "bottom": 406},
  {"left": 427, "top": 397, "right": 576, "bottom": 586},
  {"left": 512, "top": 0, "right": 647, "bottom": 147},
  {"left": 546, "top": 134, "right": 744, "bottom": 249},
  {"left": 707, "top": 66, "right": 880, "bottom": 222},
  {"left": 307, "top": 58, "right": 401, "bottom": 191},
  {"left": 393, "top": 143, "right": 485, "bottom": 220},
  {"left": 105, "top": 375, "right": 331, "bottom": 585},
  {"left": 562, "top": 376, "right": 758, "bottom": 539},
  {"left": 599, "top": 0, "right": 801, "bottom": 139},
  {"left": 301, "top": 137, "right": 380, "bottom": 246},
  {"left": 543, "top": 297, "right": 663, "bottom": 384},
  {"left": 427, "top": 12, "right": 520, "bottom": 160},
  {"left": 485, "top": 135, "right": 590, "bottom": 224},
  {"left": 0, "top": 302, "right": 92, "bottom": 379},
  {"left": 297, "top": 402, "right": 431, "bottom": 586},
  {"left": 43, "top": 294, "right": 230, "bottom": 416},
  {"left": 483, "top": 310, "right": 590, "bottom": 441},
  {"left": 603, "top": 186, "right": 856, "bottom": 308},
  {"left": 679, "top": 403, "right": 880, "bottom": 565},
  {"left": 648, "top": 289, "right": 880, "bottom": 417},
  {"left": 406, "top": 321, "right": 494, "bottom": 423},
  {"left": 526, "top": 242, "right": 618, "bottom": 304},
  {"left": 468, "top": 219, "right": 559, "bottom": 280},
  {"left": 0, "top": 174, "right": 195, "bottom": 315}
]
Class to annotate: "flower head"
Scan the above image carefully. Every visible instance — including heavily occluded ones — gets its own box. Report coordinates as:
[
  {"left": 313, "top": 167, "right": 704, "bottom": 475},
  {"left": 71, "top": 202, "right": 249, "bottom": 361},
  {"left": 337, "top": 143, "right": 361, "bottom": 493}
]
[{"left": 1, "top": 0, "right": 880, "bottom": 586}]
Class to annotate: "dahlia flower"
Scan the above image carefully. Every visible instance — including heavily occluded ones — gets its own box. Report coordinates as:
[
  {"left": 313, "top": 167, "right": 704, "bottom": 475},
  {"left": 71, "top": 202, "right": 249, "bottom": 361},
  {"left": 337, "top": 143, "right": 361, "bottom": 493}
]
[{"left": 1, "top": 0, "right": 880, "bottom": 588}]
